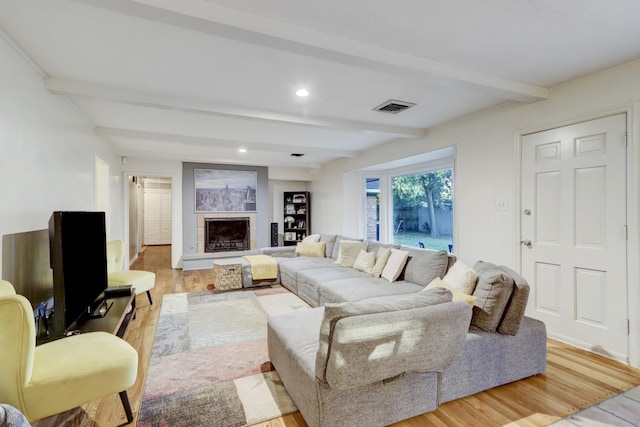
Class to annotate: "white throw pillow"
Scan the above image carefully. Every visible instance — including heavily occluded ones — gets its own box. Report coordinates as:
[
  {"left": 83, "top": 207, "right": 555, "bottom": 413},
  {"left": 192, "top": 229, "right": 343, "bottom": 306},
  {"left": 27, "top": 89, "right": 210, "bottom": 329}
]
[
  {"left": 425, "top": 277, "right": 477, "bottom": 307},
  {"left": 381, "top": 249, "right": 409, "bottom": 282},
  {"left": 371, "top": 247, "right": 392, "bottom": 278},
  {"left": 443, "top": 261, "right": 478, "bottom": 294},
  {"left": 302, "top": 233, "right": 321, "bottom": 243},
  {"left": 352, "top": 250, "right": 376, "bottom": 274}
]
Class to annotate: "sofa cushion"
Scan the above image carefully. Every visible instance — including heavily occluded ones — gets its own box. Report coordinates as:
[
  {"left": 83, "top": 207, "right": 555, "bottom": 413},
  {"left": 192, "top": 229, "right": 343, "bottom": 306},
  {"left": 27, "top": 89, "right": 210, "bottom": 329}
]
[
  {"left": 497, "top": 265, "right": 530, "bottom": 336},
  {"left": 278, "top": 256, "right": 338, "bottom": 291},
  {"left": 339, "top": 241, "right": 368, "bottom": 267},
  {"left": 471, "top": 261, "right": 515, "bottom": 332},
  {"left": 352, "top": 250, "right": 376, "bottom": 273},
  {"left": 371, "top": 246, "right": 392, "bottom": 278},
  {"left": 381, "top": 249, "right": 409, "bottom": 282},
  {"left": 400, "top": 247, "right": 449, "bottom": 287},
  {"left": 319, "top": 277, "right": 424, "bottom": 305},
  {"left": 315, "top": 287, "right": 453, "bottom": 382},
  {"left": 318, "top": 234, "right": 337, "bottom": 258},
  {"left": 443, "top": 261, "right": 478, "bottom": 294},
  {"left": 297, "top": 268, "right": 369, "bottom": 307},
  {"left": 298, "top": 267, "right": 367, "bottom": 287},
  {"left": 295, "top": 241, "right": 326, "bottom": 257},
  {"left": 324, "top": 301, "right": 472, "bottom": 390}
]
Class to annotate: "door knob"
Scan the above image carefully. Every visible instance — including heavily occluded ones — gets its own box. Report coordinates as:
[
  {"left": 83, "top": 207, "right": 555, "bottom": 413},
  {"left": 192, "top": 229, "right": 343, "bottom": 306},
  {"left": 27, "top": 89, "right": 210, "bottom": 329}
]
[
  {"left": 524, "top": 209, "right": 532, "bottom": 216},
  {"left": 520, "top": 239, "right": 532, "bottom": 249}
]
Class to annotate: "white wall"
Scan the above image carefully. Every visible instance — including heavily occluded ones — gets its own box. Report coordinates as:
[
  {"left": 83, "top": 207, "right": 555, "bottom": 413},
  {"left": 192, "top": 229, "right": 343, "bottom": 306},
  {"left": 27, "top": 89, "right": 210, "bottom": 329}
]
[
  {"left": 0, "top": 32, "right": 123, "bottom": 275},
  {"left": 312, "top": 59, "right": 640, "bottom": 366}
]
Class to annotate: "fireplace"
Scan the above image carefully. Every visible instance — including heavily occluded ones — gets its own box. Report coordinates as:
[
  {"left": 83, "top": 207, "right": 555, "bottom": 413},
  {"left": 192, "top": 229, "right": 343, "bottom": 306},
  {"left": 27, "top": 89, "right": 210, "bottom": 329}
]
[{"left": 205, "top": 217, "right": 250, "bottom": 252}]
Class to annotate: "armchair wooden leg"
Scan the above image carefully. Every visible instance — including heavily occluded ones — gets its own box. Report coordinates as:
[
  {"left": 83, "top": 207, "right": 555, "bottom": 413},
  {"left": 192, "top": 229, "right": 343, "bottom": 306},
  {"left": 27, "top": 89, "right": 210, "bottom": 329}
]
[
  {"left": 119, "top": 390, "right": 134, "bottom": 423},
  {"left": 146, "top": 290, "right": 153, "bottom": 305}
]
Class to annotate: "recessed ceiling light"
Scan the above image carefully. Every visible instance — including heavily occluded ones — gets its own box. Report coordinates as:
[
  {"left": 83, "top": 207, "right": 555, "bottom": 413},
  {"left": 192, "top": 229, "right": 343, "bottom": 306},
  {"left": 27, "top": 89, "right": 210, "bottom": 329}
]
[
  {"left": 238, "top": 148, "right": 247, "bottom": 153},
  {"left": 296, "top": 88, "right": 309, "bottom": 97}
]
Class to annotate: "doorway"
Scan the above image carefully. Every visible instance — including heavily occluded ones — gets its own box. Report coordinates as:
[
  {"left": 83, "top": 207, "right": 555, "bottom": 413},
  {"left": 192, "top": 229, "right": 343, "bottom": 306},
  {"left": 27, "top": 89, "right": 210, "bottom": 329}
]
[
  {"left": 143, "top": 177, "right": 172, "bottom": 246},
  {"left": 127, "top": 176, "right": 173, "bottom": 263}
]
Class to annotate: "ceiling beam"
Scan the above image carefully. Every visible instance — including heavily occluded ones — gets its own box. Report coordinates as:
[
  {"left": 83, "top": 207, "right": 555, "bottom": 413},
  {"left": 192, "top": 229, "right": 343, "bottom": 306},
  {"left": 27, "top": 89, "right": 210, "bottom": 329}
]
[
  {"left": 46, "top": 77, "right": 427, "bottom": 138},
  {"left": 94, "top": 126, "right": 361, "bottom": 158},
  {"left": 73, "top": 0, "right": 548, "bottom": 102}
]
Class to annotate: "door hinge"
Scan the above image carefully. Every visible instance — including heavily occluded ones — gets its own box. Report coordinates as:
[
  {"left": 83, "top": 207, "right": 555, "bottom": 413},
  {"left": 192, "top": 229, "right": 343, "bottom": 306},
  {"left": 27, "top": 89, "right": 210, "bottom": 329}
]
[
  {"left": 626, "top": 318, "right": 630, "bottom": 335},
  {"left": 623, "top": 131, "right": 628, "bottom": 146},
  {"left": 624, "top": 225, "right": 628, "bottom": 240}
]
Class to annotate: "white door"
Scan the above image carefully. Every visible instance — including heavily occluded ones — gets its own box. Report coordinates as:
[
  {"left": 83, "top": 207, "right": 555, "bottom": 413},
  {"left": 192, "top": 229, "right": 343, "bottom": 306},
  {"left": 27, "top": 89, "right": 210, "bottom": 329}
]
[
  {"left": 144, "top": 188, "right": 172, "bottom": 245},
  {"left": 521, "top": 114, "right": 628, "bottom": 362}
]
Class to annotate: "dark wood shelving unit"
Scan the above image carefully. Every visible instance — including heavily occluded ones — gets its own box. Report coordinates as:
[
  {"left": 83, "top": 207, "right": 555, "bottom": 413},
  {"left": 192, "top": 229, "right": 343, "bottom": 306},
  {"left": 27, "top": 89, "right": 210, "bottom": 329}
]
[{"left": 283, "top": 191, "right": 311, "bottom": 246}]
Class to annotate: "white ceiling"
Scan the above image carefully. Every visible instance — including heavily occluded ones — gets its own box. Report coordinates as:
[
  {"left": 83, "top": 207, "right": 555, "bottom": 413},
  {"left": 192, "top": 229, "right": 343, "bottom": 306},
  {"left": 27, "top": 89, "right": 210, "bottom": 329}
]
[{"left": 1, "top": 0, "right": 639, "bottom": 169}]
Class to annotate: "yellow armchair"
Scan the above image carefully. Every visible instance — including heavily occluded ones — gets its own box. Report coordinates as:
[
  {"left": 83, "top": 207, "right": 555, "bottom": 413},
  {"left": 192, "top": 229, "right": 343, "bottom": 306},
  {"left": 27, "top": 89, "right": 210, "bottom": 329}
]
[
  {"left": 0, "top": 281, "right": 138, "bottom": 423},
  {"left": 107, "top": 240, "right": 156, "bottom": 305}
]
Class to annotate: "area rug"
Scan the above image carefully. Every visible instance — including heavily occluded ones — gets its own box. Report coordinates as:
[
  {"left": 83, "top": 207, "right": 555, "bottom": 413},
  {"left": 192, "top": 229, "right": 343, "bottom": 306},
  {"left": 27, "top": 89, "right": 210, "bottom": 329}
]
[{"left": 138, "top": 286, "right": 310, "bottom": 427}]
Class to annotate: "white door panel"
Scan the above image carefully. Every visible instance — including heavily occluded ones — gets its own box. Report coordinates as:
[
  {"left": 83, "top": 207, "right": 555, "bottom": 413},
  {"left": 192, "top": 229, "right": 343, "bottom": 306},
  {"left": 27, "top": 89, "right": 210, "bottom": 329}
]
[
  {"left": 144, "top": 188, "right": 172, "bottom": 245},
  {"left": 522, "top": 113, "right": 628, "bottom": 362}
]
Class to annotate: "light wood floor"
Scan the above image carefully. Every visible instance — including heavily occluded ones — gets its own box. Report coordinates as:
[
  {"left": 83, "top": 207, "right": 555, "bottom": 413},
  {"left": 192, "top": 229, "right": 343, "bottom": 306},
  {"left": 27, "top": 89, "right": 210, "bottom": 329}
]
[{"left": 33, "top": 245, "right": 640, "bottom": 427}]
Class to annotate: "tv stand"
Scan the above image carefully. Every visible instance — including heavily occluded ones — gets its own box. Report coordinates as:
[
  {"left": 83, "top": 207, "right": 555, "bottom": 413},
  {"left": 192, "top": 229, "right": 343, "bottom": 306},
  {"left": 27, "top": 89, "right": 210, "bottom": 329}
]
[
  {"left": 72, "top": 293, "right": 136, "bottom": 338},
  {"left": 88, "top": 299, "right": 113, "bottom": 319},
  {"left": 37, "top": 292, "right": 136, "bottom": 345}
]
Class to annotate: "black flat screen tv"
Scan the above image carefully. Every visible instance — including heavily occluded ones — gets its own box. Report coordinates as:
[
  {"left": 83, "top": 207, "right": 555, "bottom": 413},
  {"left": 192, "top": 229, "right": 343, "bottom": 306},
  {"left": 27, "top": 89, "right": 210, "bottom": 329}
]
[{"left": 49, "top": 211, "right": 108, "bottom": 333}]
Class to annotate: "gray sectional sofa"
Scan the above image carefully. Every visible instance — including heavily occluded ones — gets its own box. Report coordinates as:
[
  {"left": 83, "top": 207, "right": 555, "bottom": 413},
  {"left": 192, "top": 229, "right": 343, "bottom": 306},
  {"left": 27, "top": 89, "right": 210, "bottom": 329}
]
[{"left": 261, "top": 234, "right": 547, "bottom": 427}]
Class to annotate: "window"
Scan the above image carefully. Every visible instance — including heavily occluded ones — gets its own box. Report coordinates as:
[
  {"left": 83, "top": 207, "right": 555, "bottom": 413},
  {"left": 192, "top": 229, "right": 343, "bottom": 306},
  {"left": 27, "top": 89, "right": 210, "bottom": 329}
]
[
  {"left": 365, "top": 178, "right": 380, "bottom": 240},
  {"left": 391, "top": 168, "right": 453, "bottom": 251},
  {"left": 362, "top": 152, "right": 454, "bottom": 251}
]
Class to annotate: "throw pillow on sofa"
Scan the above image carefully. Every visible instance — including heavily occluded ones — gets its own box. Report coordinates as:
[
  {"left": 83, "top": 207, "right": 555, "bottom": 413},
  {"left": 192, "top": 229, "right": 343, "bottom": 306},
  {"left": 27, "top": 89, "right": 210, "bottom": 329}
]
[
  {"left": 370, "top": 246, "right": 392, "bottom": 278},
  {"left": 471, "top": 261, "right": 515, "bottom": 332},
  {"left": 301, "top": 233, "right": 321, "bottom": 243},
  {"left": 331, "top": 235, "right": 363, "bottom": 260},
  {"left": 381, "top": 249, "right": 409, "bottom": 282},
  {"left": 338, "top": 241, "right": 368, "bottom": 267},
  {"left": 295, "top": 241, "right": 326, "bottom": 257},
  {"left": 352, "top": 250, "right": 376, "bottom": 273},
  {"left": 425, "top": 277, "right": 477, "bottom": 308},
  {"left": 315, "top": 287, "right": 453, "bottom": 382},
  {"left": 443, "top": 261, "right": 478, "bottom": 294}
]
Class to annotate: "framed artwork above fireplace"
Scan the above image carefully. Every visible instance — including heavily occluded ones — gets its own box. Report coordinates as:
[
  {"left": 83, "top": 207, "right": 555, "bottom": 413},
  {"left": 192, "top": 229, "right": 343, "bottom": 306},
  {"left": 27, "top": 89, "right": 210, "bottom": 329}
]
[{"left": 194, "top": 169, "right": 257, "bottom": 213}]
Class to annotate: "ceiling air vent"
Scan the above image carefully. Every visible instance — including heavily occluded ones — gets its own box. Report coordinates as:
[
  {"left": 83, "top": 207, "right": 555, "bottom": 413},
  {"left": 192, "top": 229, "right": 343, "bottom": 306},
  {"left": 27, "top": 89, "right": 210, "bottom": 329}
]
[{"left": 373, "top": 99, "right": 416, "bottom": 114}]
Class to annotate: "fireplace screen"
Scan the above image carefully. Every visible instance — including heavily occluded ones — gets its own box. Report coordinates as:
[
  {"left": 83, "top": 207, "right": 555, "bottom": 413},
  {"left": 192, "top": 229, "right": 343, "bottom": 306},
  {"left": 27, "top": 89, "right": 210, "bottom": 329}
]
[{"left": 205, "top": 218, "right": 250, "bottom": 252}]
